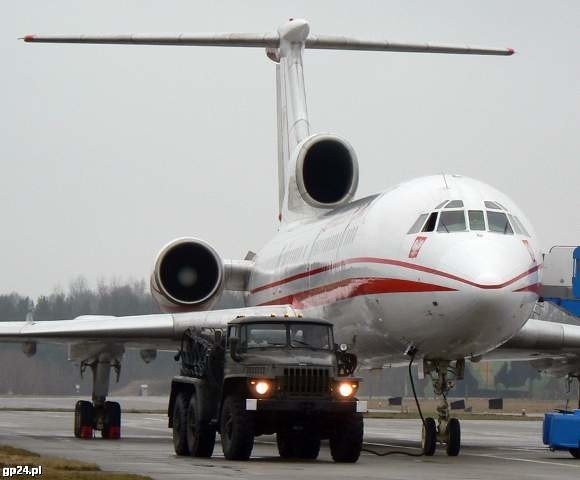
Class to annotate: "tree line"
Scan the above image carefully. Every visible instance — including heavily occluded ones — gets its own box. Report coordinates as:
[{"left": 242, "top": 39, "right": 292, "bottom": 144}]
[{"left": 0, "top": 277, "right": 159, "bottom": 322}]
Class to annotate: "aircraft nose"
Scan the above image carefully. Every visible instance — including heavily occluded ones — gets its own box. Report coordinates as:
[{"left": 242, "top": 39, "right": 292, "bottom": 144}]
[
  {"left": 429, "top": 237, "right": 538, "bottom": 356},
  {"left": 438, "top": 238, "right": 531, "bottom": 290}
]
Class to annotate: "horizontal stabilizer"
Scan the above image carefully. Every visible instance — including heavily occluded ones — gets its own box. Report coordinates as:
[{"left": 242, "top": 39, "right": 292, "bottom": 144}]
[{"left": 22, "top": 33, "right": 514, "bottom": 56}]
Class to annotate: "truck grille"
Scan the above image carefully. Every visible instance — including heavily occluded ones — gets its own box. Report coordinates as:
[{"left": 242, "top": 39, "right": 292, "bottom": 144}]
[{"left": 280, "top": 367, "right": 330, "bottom": 396}]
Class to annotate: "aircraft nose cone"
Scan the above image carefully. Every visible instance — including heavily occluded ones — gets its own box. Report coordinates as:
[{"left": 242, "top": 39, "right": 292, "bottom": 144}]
[
  {"left": 439, "top": 238, "right": 529, "bottom": 290},
  {"left": 428, "top": 237, "right": 538, "bottom": 356}
]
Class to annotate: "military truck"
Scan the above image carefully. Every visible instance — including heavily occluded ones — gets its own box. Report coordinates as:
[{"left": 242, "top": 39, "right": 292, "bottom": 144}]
[{"left": 168, "top": 316, "right": 366, "bottom": 462}]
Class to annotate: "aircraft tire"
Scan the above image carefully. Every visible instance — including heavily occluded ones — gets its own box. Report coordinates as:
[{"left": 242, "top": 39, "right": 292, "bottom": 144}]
[
  {"left": 329, "top": 413, "right": 363, "bottom": 463},
  {"left": 220, "top": 395, "right": 255, "bottom": 460},
  {"left": 445, "top": 418, "right": 461, "bottom": 456},
  {"left": 276, "top": 428, "right": 321, "bottom": 459},
  {"left": 186, "top": 393, "right": 216, "bottom": 457},
  {"left": 102, "top": 401, "right": 121, "bottom": 439},
  {"left": 173, "top": 392, "right": 191, "bottom": 456},
  {"left": 570, "top": 448, "right": 580, "bottom": 459},
  {"left": 421, "top": 417, "right": 437, "bottom": 456},
  {"left": 74, "top": 400, "right": 94, "bottom": 439}
]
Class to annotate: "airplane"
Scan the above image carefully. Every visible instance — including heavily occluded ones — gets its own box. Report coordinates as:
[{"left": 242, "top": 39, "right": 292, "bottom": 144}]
[{"left": 2, "top": 18, "right": 580, "bottom": 457}]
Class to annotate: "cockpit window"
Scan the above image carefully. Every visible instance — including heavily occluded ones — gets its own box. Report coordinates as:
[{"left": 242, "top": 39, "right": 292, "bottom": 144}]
[
  {"left": 408, "top": 213, "right": 429, "bottom": 234},
  {"left": 468, "top": 210, "right": 486, "bottom": 231},
  {"left": 444, "top": 200, "right": 464, "bottom": 208},
  {"left": 507, "top": 214, "right": 523, "bottom": 234},
  {"left": 484, "top": 201, "right": 502, "bottom": 210},
  {"left": 437, "top": 210, "right": 467, "bottom": 232},
  {"left": 422, "top": 212, "right": 438, "bottom": 232},
  {"left": 487, "top": 211, "right": 514, "bottom": 234},
  {"left": 514, "top": 216, "right": 530, "bottom": 236},
  {"left": 434, "top": 200, "right": 449, "bottom": 209},
  {"left": 508, "top": 214, "right": 530, "bottom": 237}
]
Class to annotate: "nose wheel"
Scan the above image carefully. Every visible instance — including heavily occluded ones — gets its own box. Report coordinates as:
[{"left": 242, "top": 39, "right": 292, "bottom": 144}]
[{"left": 422, "top": 359, "right": 464, "bottom": 456}]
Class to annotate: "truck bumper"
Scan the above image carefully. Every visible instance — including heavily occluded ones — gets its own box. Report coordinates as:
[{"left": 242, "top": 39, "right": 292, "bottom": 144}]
[{"left": 245, "top": 398, "right": 367, "bottom": 414}]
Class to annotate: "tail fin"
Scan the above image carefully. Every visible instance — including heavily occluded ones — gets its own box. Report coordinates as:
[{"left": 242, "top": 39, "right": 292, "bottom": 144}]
[{"left": 23, "top": 20, "right": 514, "bottom": 222}]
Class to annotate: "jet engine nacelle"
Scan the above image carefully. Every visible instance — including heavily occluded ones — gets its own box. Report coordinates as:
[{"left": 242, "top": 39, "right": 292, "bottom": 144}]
[
  {"left": 293, "top": 133, "right": 359, "bottom": 209},
  {"left": 150, "top": 238, "right": 224, "bottom": 313}
]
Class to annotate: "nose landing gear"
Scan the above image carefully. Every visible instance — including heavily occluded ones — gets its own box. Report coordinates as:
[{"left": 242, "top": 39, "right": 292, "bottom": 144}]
[{"left": 421, "top": 359, "right": 464, "bottom": 456}]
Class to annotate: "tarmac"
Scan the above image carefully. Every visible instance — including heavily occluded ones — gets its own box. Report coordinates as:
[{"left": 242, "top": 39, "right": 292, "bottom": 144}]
[{"left": 0, "top": 396, "right": 579, "bottom": 480}]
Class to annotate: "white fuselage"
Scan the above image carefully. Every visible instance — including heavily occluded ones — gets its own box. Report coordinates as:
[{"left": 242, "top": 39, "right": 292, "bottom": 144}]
[{"left": 247, "top": 175, "right": 541, "bottom": 367}]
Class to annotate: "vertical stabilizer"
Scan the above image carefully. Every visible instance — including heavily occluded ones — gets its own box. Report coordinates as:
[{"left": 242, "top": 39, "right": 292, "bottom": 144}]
[{"left": 268, "top": 19, "right": 313, "bottom": 222}]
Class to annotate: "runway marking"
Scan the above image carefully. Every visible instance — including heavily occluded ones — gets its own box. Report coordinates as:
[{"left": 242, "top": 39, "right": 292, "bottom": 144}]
[{"left": 468, "top": 453, "right": 580, "bottom": 468}]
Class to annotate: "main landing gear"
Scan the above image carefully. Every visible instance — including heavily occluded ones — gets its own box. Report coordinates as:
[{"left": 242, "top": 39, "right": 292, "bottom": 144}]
[
  {"left": 74, "top": 352, "right": 122, "bottom": 440},
  {"left": 421, "top": 359, "right": 464, "bottom": 457}
]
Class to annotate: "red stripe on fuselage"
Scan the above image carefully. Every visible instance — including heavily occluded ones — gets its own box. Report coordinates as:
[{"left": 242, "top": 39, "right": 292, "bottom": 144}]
[
  {"left": 513, "top": 283, "right": 541, "bottom": 294},
  {"left": 251, "top": 257, "right": 541, "bottom": 294},
  {"left": 257, "top": 277, "right": 456, "bottom": 308}
]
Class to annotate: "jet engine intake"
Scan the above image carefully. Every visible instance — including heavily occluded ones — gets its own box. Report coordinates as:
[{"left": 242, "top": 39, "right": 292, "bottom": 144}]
[
  {"left": 295, "top": 133, "right": 359, "bottom": 208},
  {"left": 151, "top": 238, "right": 224, "bottom": 313}
]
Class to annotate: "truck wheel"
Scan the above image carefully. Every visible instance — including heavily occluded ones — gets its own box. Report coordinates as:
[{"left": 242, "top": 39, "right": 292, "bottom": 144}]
[
  {"left": 298, "top": 431, "right": 320, "bottom": 459},
  {"left": 102, "top": 401, "right": 121, "bottom": 439},
  {"left": 329, "top": 413, "right": 363, "bottom": 463},
  {"left": 220, "top": 395, "right": 254, "bottom": 460},
  {"left": 277, "top": 429, "right": 320, "bottom": 459},
  {"left": 173, "top": 392, "right": 191, "bottom": 456},
  {"left": 187, "top": 393, "right": 216, "bottom": 457},
  {"left": 570, "top": 448, "right": 580, "bottom": 459}
]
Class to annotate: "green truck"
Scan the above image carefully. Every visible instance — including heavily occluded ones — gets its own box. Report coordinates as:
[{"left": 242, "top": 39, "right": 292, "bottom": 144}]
[{"left": 168, "top": 315, "right": 366, "bottom": 462}]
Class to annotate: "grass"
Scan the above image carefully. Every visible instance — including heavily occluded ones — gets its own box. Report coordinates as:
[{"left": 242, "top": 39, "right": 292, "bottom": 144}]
[{"left": 0, "top": 445, "right": 152, "bottom": 480}]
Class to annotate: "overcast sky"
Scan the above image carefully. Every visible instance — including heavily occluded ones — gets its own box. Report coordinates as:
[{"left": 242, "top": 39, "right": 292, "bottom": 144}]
[{"left": 1, "top": 1, "right": 578, "bottom": 298}]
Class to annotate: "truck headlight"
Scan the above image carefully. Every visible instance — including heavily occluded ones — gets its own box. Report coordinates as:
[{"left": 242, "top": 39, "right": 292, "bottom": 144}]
[
  {"left": 250, "top": 380, "right": 271, "bottom": 396},
  {"left": 337, "top": 381, "right": 358, "bottom": 398}
]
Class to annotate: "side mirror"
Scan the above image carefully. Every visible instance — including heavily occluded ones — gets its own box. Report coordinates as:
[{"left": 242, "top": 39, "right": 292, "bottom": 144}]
[{"left": 229, "top": 336, "right": 241, "bottom": 361}]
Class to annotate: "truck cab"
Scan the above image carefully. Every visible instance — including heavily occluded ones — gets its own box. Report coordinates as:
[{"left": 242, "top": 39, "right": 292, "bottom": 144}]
[{"left": 168, "top": 316, "right": 366, "bottom": 462}]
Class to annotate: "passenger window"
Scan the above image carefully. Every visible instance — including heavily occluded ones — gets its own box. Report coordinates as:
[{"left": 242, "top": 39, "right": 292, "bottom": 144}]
[
  {"left": 437, "top": 211, "right": 467, "bottom": 232},
  {"left": 487, "top": 211, "right": 514, "bottom": 234},
  {"left": 408, "top": 213, "right": 429, "bottom": 234},
  {"left": 468, "top": 210, "right": 486, "bottom": 231},
  {"left": 507, "top": 214, "right": 523, "bottom": 234},
  {"left": 484, "top": 201, "right": 501, "bottom": 210},
  {"left": 444, "top": 200, "right": 464, "bottom": 208},
  {"left": 422, "top": 212, "right": 438, "bottom": 232}
]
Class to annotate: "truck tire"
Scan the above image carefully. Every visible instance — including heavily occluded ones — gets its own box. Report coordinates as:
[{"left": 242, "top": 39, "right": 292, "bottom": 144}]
[
  {"left": 220, "top": 395, "right": 254, "bottom": 460},
  {"left": 329, "top": 413, "right": 363, "bottom": 463},
  {"left": 173, "top": 392, "right": 191, "bottom": 456},
  {"left": 187, "top": 393, "right": 216, "bottom": 457},
  {"left": 277, "top": 429, "right": 321, "bottom": 459}
]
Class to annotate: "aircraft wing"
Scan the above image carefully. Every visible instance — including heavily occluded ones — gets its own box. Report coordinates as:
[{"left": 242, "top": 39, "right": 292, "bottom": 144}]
[
  {"left": 0, "top": 305, "right": 301, "bottom": 352},
  {"left": 487, "top": 302, "right": 580, "bottom": 376}
]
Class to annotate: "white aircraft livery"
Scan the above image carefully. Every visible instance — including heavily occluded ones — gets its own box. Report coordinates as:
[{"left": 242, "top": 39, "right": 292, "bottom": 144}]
[{"left": 2, "top": 18, "right": 580, "bottom": 458}]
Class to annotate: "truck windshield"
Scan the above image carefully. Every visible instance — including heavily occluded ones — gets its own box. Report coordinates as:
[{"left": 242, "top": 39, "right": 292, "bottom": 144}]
[
  {"left": 290, "top": 323, "right": 332, "bottom": 350},
  {"left": 239, "top": 323, "right": 332, "bottom": 350}
]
